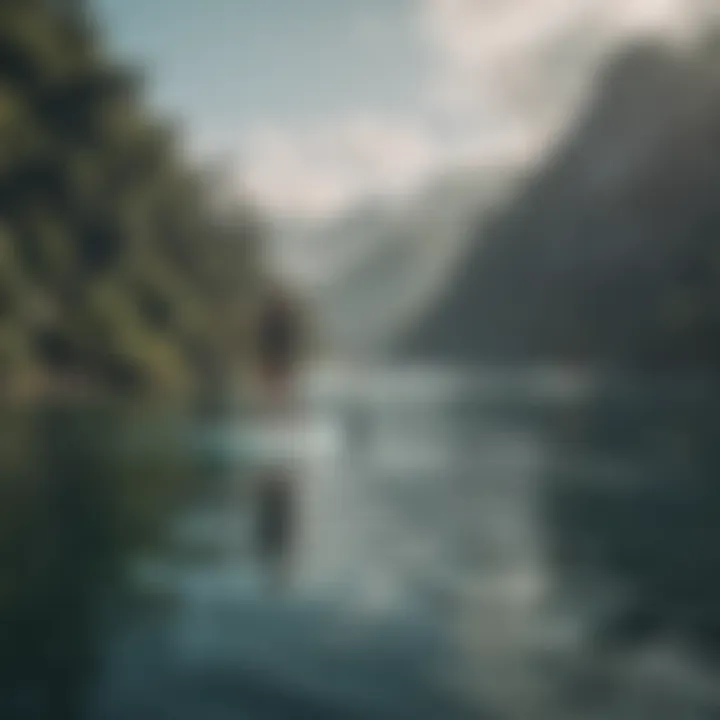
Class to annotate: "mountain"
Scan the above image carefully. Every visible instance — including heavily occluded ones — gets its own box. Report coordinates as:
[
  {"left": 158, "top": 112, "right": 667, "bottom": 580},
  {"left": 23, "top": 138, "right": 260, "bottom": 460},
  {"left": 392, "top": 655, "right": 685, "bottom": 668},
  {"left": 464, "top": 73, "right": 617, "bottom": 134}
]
[
  {"left": 292, "top": 168, "right": 517, "bottom": 358},
  {"left": 401, "top": 32, "right": 720, "bottom": 369}
]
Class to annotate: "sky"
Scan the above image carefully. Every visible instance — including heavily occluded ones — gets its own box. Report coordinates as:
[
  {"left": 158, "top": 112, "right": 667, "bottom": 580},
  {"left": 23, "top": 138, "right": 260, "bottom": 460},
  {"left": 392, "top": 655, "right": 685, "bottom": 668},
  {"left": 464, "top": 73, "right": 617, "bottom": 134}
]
[{"left": 94, "top": 0, "right": 718, "bottom": 223}]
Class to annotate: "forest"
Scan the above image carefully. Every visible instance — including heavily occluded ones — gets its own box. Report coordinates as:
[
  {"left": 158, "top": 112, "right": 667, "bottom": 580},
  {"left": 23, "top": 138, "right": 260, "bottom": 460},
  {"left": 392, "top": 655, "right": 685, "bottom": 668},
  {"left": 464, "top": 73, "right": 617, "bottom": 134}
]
[{"left": 0, "top": 0, "right": 262, "bottom": 400}]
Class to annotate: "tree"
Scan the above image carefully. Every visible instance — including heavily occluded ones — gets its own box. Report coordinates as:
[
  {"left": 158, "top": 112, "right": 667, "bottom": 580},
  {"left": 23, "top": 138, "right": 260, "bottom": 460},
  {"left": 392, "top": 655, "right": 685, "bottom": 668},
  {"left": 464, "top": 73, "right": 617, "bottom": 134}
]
[{"left": 0, "top": 0, "right": 263, "bottom": 399}]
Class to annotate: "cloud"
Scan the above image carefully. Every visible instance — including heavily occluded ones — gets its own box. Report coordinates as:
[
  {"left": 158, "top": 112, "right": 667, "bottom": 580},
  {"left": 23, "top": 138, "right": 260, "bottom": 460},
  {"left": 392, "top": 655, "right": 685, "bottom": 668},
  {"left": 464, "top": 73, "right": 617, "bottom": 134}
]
[
  {"left": 422, "top": 0, "right": 716, "bottom": 141},
  {"left": 423, "top": 0, "right": 714, "bottom": 81},
  {"left": 240, "top": 0, "right": 718, "bottom": 221},
  {"left": 241, "top": 118, "right": 440, "bottom": 219}
]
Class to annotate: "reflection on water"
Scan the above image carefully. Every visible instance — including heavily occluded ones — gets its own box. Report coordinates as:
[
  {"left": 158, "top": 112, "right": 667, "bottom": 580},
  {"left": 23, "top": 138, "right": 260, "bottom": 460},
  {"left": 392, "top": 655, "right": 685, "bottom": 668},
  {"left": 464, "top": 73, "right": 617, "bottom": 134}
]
[
  {"left": 0, "top": 407, "right": 196, "bottom": 720},
  {"left": 2, "top": 369, "right": 720, "bottom": 718}
]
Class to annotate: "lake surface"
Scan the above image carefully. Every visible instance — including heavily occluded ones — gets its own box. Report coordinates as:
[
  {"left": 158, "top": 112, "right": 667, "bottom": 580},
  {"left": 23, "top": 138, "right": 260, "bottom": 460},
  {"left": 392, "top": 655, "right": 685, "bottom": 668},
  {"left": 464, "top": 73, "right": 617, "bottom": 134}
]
[{"left": 2, "top": 367, "right": 720, "bottom": 719}]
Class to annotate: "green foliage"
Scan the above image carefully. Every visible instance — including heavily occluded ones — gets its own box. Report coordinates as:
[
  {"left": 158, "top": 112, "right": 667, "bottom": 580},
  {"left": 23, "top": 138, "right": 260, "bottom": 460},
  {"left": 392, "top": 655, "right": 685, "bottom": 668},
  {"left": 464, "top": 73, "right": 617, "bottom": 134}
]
[{"left": 0, "top": 1, "right": 261, "bottom": 399}]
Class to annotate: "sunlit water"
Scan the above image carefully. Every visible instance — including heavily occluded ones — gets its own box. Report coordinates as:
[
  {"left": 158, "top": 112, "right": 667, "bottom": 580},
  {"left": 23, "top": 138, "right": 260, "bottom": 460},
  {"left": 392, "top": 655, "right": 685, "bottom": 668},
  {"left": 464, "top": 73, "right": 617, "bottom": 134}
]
[
  {"left": 3, "top": 367, "right": 720, "bottom": 719},
  {"left": 89, "top": 365, "right": 595, "bottom": 720}
]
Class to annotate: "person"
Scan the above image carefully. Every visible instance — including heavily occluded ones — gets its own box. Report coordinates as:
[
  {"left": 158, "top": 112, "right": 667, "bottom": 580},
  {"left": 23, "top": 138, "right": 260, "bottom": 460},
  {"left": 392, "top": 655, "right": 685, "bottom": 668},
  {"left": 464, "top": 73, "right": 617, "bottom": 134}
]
[
  {"left": 252, "top": 281, "right": 304, "bottom": 588},
  {"left": 254, "top": 283, "right": 303, "bottom": 414}
]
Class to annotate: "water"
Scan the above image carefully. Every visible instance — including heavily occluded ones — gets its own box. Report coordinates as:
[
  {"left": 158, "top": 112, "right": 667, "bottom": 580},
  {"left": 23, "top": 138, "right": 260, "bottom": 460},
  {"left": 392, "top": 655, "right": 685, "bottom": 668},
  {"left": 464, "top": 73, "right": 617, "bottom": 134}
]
[{"left": 2, "top": 369, "right": 720, "bottom": 718}]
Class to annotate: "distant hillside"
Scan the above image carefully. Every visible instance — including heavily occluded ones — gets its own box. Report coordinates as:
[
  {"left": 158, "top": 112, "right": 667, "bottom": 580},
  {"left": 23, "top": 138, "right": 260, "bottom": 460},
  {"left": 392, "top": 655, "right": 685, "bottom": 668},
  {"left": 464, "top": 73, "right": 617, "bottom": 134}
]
[
  {"left": 402, "top": 33, "right": 720, "bottom": 368},
  {"left": 0, "top": 2, "right": 261, "bottom": 399},
  {"left": 299, "top": 169, "right": 516, "bottom": 357}
]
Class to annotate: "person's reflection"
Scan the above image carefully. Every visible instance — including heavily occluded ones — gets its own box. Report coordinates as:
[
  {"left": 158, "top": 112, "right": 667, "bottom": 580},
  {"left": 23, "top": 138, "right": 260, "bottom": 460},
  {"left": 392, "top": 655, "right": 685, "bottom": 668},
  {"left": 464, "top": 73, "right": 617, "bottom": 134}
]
[{"left": 255, "top": 469, "right": 295, "bottom": 590}]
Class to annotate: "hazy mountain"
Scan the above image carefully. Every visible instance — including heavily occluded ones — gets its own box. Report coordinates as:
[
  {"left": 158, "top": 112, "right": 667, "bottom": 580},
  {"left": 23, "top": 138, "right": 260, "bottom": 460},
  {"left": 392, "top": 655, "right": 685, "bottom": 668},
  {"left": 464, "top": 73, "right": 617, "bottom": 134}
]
[
  {"left": 401, "top": 32, "right": 720, "bottom": 368},
  {"left": 271, "top": 199, "right": 399, "bottom": 289},
  {"left": 290, "top": 168, "right": 518, "bottom": 358}
]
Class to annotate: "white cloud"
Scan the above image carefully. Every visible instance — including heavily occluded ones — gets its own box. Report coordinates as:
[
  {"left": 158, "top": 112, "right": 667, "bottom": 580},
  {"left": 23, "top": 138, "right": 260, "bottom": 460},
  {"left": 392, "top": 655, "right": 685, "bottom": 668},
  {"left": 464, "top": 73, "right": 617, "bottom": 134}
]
[
  {"left": 240, "top": 0, "right": 717, "bottom": 221},
  {"left": 423, "top": 0, "right": 713, "bottom": 80},
  {"left": 241, "top": 118, "right": 440, "bottom": 219},
  {"left": 422, "top": 0, "right": 716, "bottom": 148}
]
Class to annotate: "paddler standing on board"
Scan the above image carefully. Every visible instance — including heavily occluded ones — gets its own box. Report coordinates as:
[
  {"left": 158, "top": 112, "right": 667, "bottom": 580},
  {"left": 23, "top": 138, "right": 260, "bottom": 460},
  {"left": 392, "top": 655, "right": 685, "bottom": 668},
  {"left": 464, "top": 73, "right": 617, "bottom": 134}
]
[{"left": 252, "top": 279, "right": 306, "bottom": 588}]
